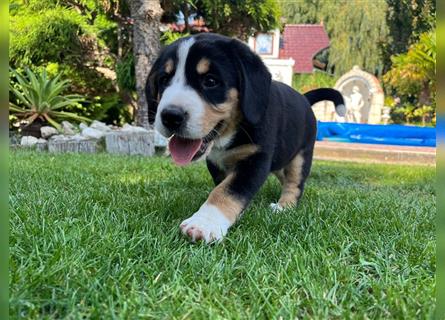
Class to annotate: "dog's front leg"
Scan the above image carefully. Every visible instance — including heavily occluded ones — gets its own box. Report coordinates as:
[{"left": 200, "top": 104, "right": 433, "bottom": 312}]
[{"left": 180, "top": 152, "right": 271, "bottom": 243}]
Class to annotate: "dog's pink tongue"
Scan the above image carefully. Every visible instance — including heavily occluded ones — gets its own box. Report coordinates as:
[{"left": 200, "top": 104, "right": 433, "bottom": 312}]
[{"left": 169, "top": 135, "right": 203, "bottom": 166}]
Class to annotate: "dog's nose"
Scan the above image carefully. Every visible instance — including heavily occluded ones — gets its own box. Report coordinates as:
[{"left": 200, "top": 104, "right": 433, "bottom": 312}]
[{"left": 161, "top": 107, "right": 187, "bottom": 131}]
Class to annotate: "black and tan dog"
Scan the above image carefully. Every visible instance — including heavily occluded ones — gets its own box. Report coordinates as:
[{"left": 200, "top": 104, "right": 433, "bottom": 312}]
[{"left": 146, "top": 33, "right": 345, "bottom": 243}]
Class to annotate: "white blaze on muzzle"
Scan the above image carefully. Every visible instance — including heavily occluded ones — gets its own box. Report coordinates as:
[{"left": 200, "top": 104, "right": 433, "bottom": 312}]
[{"left": 155, "top": 38, "right": 206, "bottom": 140}]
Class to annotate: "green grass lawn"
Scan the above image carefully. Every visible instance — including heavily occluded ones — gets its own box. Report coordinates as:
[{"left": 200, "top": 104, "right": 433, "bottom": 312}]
[{"left": 9, "top": 150, "right": 435, "bottom": 319}]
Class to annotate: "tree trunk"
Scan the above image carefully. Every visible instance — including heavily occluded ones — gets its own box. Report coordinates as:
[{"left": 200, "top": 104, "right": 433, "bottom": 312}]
[
  {"left": 181, "top": 3, "right": 190, "bottom": 32},
  {"left": 418, "top": 81, "right": 431, "bottom": 107},
  {"left": 129, "top": 0, "right": 163, "bottom": 129}
]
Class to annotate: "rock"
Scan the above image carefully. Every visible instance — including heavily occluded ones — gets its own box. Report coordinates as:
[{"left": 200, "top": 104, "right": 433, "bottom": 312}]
[
  {"left": 49, "top": 134, "right": 68, "bottom": 141},
  {"left": 40, "top": 126, "right": 59, "bottom": 138},
  {"left": 81, "top": 127, "right": 105, "bottom": 139},
  {"left": 20, "top": 136, "right": 39, "bottom": 146},
  {"left": 50, "top": 135, "right": 70, "bottom": 141},
  {"left": 79, "top": 122, "right": 88, "bottom": 130},
  {"left": 9, "top": 132, "right": 21, "bottom": 146},
  {"left": 121, "top": 123, "right": 149, "bottom": 133},
  {"left": 36, "top": 139, "right": 48, "bottom": 151},
  {"left": 61, "top": 121, "right": 77, "bottom": 135},
  {"left": 152, "top": 130, "right": 168, "bottom": 147},
  {"left": 19, "top": 136, "right": 47, "bottom": 151},
  {"left": 48, "top": 138, "right": 103, "bottom": 154},
  {"left": 72, "top": 134, "right": 88, "bottom": 141},
  {"left": 50, "top": 134, "right": 86, "bottom": 141},
  {"left": 105, "top": 131, "right": 154, "bottom": 156},
  {"left": 90, "top": 120, "right": 111, "bottom": 132}
]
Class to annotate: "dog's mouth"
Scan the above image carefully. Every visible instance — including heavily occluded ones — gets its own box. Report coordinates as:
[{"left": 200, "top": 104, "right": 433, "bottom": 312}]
[{"left": 169, "top": 121, "right": 224, "bottom": 166}]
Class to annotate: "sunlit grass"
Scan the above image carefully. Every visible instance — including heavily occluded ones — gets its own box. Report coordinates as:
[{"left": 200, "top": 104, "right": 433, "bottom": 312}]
[{"left": 10, "top": 150, "right": 435, "bottom": 318}]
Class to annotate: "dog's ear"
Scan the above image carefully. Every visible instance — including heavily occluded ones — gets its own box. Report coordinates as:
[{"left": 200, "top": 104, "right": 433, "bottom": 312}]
[
  {"left": 145, "top": 59, "right": 161, "bottom": 125},
  {"left": 230, "top": 39, "right": 271, "bottom": 125}
]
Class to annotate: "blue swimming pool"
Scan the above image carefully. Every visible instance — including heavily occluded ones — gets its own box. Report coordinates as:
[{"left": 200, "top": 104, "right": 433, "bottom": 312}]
[{"left": 317, "top": 122, "right": 436, "bottom": 147}]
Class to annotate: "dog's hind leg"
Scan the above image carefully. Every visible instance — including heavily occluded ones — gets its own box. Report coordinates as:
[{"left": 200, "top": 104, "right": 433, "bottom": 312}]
[{"left": 271, "top": 149, "right": 313, "bottom": 211}]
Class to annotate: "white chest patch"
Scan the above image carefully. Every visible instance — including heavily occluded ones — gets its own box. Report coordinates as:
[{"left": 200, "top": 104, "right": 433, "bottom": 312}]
[
  {"left": 207, "top": 131, "right": 236, "bottom": 170},
  {"left": 207, "top": 147, "right": 227, "bottom": 170},
  {"left": 213, "top": 131, "right": 236, "bottom": 149}
]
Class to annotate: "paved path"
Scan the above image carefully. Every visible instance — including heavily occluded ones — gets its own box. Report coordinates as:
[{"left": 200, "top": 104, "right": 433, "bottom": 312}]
[{"left": 314, "top": 141, "right": 436, "bottom": 166}]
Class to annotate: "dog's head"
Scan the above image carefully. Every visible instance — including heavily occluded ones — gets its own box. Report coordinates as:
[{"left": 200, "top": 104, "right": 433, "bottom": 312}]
[{"left": 146, "top": 33, "right": 271, "bottom": 165}]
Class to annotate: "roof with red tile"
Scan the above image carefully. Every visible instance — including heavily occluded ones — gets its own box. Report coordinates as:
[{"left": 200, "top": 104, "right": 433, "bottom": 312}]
[{"left": 281, "top": 24, "right": 330, "bottom": 73}]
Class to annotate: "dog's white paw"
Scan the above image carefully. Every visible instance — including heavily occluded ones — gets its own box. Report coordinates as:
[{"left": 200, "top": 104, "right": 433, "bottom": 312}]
[
  {"left": 180, "top": 203, "right": 232, "bottom": 243},
  {"left": 270, "top": 203, "right": 284, "bottom": 212}
]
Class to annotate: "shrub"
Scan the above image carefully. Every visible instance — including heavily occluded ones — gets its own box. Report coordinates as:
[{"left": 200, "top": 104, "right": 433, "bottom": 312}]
[
  {"left": 116, "top": 54, "right": 136, "bottom": 92},
  {"left": 383, "top": 32, "right": 435, "bottom": 101},
  {"left": 9, "top": 68, "right": 89, "bottom": 129},
  {"left": 10, "top": 7, "right": 91, "bottom": 66},
  {"left": 292, "top": 71, "right": 337, "bottom": 93},
  {"left": 160, "top": 30, "right": 190, "bottom": 46}
]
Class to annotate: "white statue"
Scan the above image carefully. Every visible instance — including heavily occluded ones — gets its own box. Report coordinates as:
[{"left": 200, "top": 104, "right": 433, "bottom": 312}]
[{"left": 345, "top": 85, "right": 364, "bottom": 123}]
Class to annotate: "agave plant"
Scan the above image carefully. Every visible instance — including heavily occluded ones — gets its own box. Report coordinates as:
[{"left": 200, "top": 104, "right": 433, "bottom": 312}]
[{"left": 9, "top": 68, "right": 90, "bottom": 130}]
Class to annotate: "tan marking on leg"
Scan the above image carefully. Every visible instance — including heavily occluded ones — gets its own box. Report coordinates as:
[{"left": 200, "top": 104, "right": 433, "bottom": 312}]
[
  {"left": 222, "top": 144, "right": 259, "bottom": 169},
  {"left": 165, "top": 59, "right": 174, "bottom": 74},
  {"left": 207, "top": 173, "right": 243, "bottom": 223},
  {"left": 196, "top": 58, "right": 210, "bottom": 74},
  {"left": 278, "top": 152, "right": 305, "bottom": 208},
  {"left": 201, "top": 88, "right": 239, "bottom": 135}
]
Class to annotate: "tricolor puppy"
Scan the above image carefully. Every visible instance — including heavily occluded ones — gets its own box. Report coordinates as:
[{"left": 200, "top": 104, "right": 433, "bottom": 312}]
[{"left": 146, "top": 33, "right": 345, "bottom": 243}]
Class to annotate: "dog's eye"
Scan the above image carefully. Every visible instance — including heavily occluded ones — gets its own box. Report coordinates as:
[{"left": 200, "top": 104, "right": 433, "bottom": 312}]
[
  {"left": 202, "top": 74, "right": 220, "bottom": 89},
  {"left": 159, "top": 74, "right": 171, "bottom": 87}
]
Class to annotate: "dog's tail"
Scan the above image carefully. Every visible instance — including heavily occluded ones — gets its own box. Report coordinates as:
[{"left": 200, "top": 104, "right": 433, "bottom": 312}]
[{"left": 304, "top": 88, "right": 346, "bottom": 117}]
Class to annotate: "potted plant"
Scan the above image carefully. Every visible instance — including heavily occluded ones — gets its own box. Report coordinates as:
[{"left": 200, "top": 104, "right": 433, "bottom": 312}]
[{"left": 9, "top": 68, "right": 90, "bottom": 137}]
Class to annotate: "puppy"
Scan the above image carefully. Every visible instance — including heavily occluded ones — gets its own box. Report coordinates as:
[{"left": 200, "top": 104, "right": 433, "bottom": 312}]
[{"left": 146, "top": 33, "right": 345, "bottom": 243}]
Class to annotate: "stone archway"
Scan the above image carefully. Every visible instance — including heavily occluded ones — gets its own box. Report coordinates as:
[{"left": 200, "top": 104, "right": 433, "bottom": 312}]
[
  {"left": 335, "top": 66, "right": 384, "bottom": 124},
  {"left": 311, "top": 66, "right": 384, "bottom": 124}
]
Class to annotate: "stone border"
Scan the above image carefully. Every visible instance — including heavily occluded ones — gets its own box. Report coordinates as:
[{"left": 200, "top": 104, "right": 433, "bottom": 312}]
[
  {"left": 314, "top": 141, "right": 435, "bottom": 166},
  {"left": 11, "top": 121, "right": 167, "bottom": 157}
]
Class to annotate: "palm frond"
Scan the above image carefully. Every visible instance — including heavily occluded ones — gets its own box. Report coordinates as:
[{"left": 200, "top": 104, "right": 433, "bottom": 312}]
[
  {"left": 50, "top": 98, "right": 84, "bottom": 110},
  {"left": 50, "top": 111, "right": 91, "bottom": 123},
  {"left": 9, "top": 103, "right": 27, "bottom": 113},
  {"left": 42, "top": 114, "right": 62, "bottom": 131},
  {"left": 9, "top": 67, "right": 90, "bottom": 125},
  {"left": 9, "top": 85, "right": 32, "bottom": 109}
]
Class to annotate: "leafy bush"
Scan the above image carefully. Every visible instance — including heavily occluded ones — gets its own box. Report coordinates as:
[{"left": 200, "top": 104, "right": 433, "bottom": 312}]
[
  {"left": 116, "top": 54, "right": 136, "bottom": 92},
  {"left": 10, "top": 7, "right": 91, "bottom": 66},
  {"left": 413, "top": 105, "right": 434, "bottom": 126},
  {"left": 9, "top": 2, "right": 124, "bottom": 123},
  {"left": 383, "top": 32, "right": 435, "bottom": 116},
  {"left": 160, "top": 30, "right": 190, "bottom": 46},
  {"left": 383, "top": 32, "right": 436, "bottom": 125},
  {"left": 9, "top": 68, "right": 89, "bottom": 129},
  {"left": 292, "top": 71, "right": 337, "bottom": 93},
  {"left": 198, "top": 0, "right": 281, "bottom": 39}
]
